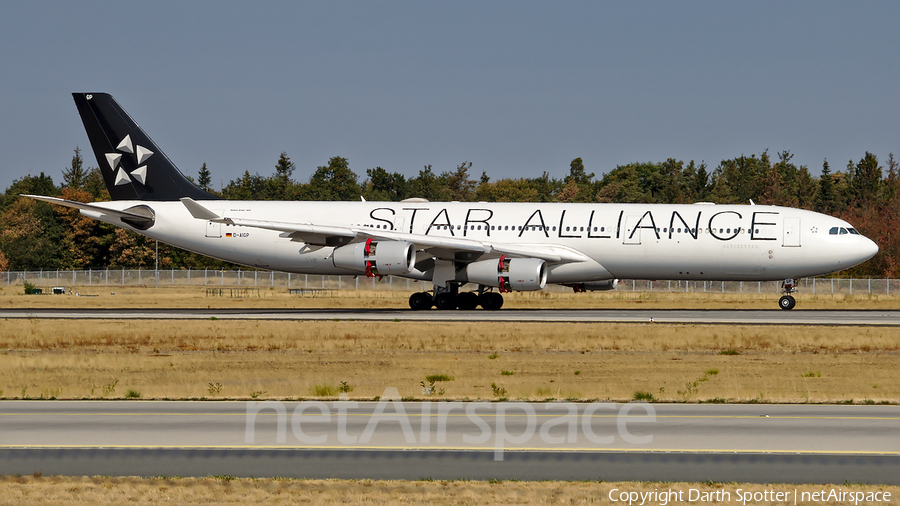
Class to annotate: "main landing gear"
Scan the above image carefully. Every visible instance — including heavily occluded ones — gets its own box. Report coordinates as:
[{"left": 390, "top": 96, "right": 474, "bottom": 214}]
[
  {"left": 408, "top": 286, "right": 504, "bottom": 311},
  {"left": 778, "top": 278, "right": 797, "bottom": 310}
]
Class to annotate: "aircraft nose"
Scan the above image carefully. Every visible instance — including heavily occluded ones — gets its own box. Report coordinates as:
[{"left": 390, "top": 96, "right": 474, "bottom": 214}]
[{"left": 863, "top": 237, "right": 879, "bottom": 260}]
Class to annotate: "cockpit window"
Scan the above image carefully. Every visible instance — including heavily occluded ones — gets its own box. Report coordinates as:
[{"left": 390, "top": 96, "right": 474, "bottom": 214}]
[{"left": 830, "top": 226, "right": 856, "bottom": 235}]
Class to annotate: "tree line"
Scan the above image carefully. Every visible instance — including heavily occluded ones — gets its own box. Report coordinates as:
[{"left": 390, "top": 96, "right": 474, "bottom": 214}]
[{"left": 1, "top": 148, "right": 898, "bottom": 278}]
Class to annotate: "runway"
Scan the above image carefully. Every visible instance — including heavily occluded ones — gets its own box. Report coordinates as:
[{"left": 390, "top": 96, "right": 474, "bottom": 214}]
[
  {"left": 1, "top": 401, "right": 898, "bottom": 483},
  {"left": 2, "top": 308, "right": 900, "bottom": 325}
]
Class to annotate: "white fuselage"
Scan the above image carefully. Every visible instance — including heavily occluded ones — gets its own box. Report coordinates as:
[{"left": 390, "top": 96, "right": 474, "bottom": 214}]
[{"left": 82, "top": 201, "right": 879, "bottom": 284}]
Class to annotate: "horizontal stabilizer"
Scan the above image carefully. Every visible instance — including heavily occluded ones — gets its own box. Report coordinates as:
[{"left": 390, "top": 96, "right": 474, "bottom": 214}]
[
  {"left": 180, "top": 197, "right": 222, "bottom": 221},
  {"left": 22, "top": 195, "right": 153, "bottom": 222}
]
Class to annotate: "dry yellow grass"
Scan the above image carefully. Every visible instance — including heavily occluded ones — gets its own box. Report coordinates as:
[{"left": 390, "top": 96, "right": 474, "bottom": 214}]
[
  {"left": 0, "top": 476, "right": 896, "bottom": 505},
  {"left": 1, "top": 289, "right": 896, "bottom": 498},
  {"left": 1, "top": 283, "right": 899, "bottom": 309},
  {"left": 1, "top": 320, "right": 897, "bottom": 402}
]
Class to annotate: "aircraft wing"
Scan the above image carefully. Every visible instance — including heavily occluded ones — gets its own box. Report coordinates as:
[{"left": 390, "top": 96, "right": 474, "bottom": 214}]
[{"left": 180, "top": 198, "right": 588, "bottom": 264}]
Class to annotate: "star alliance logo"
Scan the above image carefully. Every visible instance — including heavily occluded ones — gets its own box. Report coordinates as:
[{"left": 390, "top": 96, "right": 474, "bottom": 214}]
[{"left": 104, "top": 134, "right": 154, "bottom": 186}]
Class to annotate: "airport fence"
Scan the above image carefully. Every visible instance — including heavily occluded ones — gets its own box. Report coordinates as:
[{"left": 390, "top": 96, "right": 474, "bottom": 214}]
[{"left": 4, "top": 269, "right": 899, "bottom": 295}]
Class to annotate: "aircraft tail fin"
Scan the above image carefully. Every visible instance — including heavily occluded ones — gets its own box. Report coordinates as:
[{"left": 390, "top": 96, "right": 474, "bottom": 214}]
[{"left": 72, "top": 93, "right": 221, "bottom": 201}]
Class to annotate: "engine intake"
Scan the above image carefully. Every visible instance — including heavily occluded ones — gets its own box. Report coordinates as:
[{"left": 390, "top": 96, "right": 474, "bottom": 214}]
[
  {"left": 332, "top": 239, "right": 415, "bottom": 277},
  {"left": 466, "top": 256, "right": 547, "bottom": 292}
]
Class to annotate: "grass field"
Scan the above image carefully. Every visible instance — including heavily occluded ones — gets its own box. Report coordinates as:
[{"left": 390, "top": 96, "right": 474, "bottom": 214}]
[
  {"left": 2, "top": 283, "right": 900, "bottom": 310},
  {"left": 1, "top": 319, "right": 896, "bottom": 402},
  {"left": 1, "top": 476, "right": 896, "bottom": 505},
  {"left": 1, "top": 286, "right": 896, "bottom": 501}
]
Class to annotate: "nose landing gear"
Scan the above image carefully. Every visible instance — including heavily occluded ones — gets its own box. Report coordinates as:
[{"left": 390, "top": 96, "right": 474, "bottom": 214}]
[{"left": 778, "top": 278, "right": 797, "bottom": 310}]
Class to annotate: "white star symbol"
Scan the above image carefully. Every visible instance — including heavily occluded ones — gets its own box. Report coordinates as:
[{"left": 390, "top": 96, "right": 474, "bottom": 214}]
[{"left": 105, "top": 135, "right": 153, "bottom": 186}]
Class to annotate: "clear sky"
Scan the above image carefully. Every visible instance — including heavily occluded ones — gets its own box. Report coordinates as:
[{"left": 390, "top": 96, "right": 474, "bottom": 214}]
[{"left": 2, "top": 1, "right": 899, "bottom": 192}]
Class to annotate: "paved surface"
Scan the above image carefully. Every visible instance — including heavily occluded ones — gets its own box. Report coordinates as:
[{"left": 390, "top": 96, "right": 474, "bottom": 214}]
[
  {"left": 1, "top": 402, "right": 897, "bottom": 482},
  {"left": 3, "top": 449, "right": 897, "bottom": 484},
  {"left": 2, "top": 308, "right": 899, "bottom": 325}
]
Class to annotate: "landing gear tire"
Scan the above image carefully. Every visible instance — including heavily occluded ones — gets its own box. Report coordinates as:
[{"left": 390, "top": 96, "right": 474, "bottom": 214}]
[
  {"left": 479, "top": 292, "right": 504, "bottom": 311},
  {"left": 408, "top": 292, "right": 433, "bottom": 311},
  {"left": 457, "top": 292, "right": 479, "bottom": 310},
  {"left": 778, "top": 295, "right": 796, "bottom": 311},
  {"left": 434, "top": 292, "right": 458, "bottom": 310}
]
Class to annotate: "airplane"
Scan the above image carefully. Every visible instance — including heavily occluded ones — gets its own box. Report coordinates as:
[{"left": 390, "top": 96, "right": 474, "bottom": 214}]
[{"left": 25, "top": 93, "right": 879, "bottom": 311}]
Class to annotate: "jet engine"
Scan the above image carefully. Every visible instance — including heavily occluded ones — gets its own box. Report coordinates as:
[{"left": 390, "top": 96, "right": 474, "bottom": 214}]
[
  {"left": 465, "top": 256, "right": 547, "bottom": 292},
  {"left": 332, "top": 239, "right": 415, "bottom": 277}
]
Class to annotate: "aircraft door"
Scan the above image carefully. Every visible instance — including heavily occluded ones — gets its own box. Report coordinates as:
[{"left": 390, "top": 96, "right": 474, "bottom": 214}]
[
  {"left": 783, "top": 217, "right": 800, "bottom": 247},
  {"left": 623, "top": 215, "right": 641, "bottom": 245},
  {"left": 205, "top": 210, "right": 224, "bottom": 238}
]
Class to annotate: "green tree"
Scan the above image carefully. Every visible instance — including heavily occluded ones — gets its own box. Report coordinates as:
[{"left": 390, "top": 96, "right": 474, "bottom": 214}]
[
  {"left": 407, "top": 165, "right": 444, "bottom": 201},
  {"left": 56, "top": 187, "right": 114, "bottom": 268},
  {"left": 83, "top": 167, "right": 110, "bottom": 201},
  {"left": 708, "top": 152, "right": 771, "bottom": 204},
  {"left": 443, "top": 162, "right": 476, "bottom": 201},
  {"left": 532, "top": 172, "right": 560, "bottom": 202},
  {"left": 566, "top": 157, "right": 593, "bottom": 186},
  {"left": 107, "top": 228, "right": 164, "bottom": 268},
  {"left": 271, "top": 151, "right": 296, "bottom": 200},
  {"left": 0, "top": 198, "right": 64, "bottom": 269},
  {"left": 563, "top": 157, "right": 595, "bottom": 202},
  {"left": 222, "top": 171, "right": 269, "bottom": 200},
  {"left": 475, "top": 178, "right": 539, "bottom": 202},
  {"left": 658, "top": 158, "right": 687, "bottom": 204},
  {"left": 302, "top": 156, "right": 359, "bottom": 201},
  {"left": 816, "top": 160, "right": 835, "bottom": 213},
  {"left": 197, "top": 163, "right": 213, "bottom": 192},
  {"left": 62, "top": 147, "right": 86, "bottom": 189},
  {"left": 594, "top": 163, "right": 656, "bottom": 203},
  {"left": 1, "top": 173, "right": 58, "bottom": 211},
  {"left": 682, "top": 160, "right": 710, "bottom": 202},
  {"left": 852, "top": 152, "right": 882, "bottom": 205},
  {"left": 363, "top": 167, "right": 408, "bottom": 201}
]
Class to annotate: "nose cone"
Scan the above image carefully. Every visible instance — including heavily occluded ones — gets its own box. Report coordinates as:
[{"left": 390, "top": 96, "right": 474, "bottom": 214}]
[{"left": 861, "top": 237, "right": 880, "bottom": 261}]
